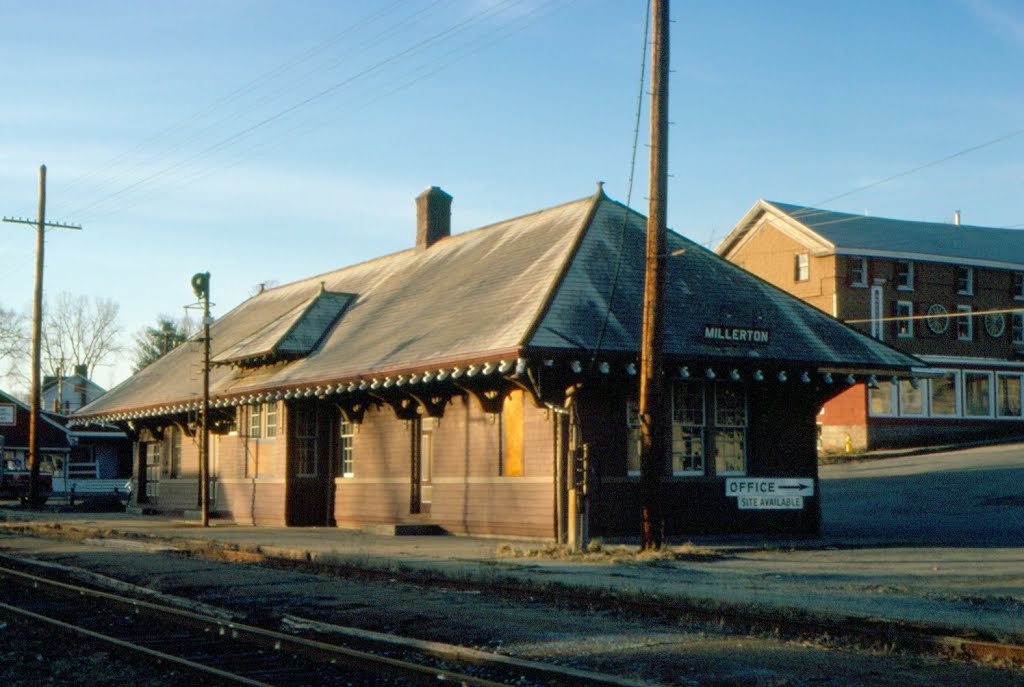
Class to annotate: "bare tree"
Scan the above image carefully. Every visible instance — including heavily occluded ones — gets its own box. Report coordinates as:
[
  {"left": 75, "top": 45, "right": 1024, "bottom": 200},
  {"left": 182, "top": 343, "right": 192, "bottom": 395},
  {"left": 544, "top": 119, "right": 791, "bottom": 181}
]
[
  {"left": 0, "top": 305, "right": 29, "bottom": 382},
  {"left": 132, "top": 314, "right": 196, "bottom": 373},
  {"left": 41, "top": 292, "right": 123, "bottom": 379}
]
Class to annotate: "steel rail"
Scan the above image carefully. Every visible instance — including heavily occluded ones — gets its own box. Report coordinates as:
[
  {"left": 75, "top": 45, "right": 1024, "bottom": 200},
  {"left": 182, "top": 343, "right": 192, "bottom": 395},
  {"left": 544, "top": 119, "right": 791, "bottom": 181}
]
[{"left": 0, "top": 565, "right": 530, "bottom": 687}]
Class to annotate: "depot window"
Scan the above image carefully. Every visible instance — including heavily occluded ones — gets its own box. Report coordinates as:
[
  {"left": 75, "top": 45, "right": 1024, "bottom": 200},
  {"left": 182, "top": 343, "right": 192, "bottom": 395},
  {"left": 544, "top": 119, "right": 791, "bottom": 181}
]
[
  {"left": 626, "top": 382, "right": 744, "bottom": 477},
  {"left": 337, "top": 419, "right": 355, "bottom": 477},
  {"left": 849, "top": 256, "right": 868, "bottom": 288},
  {"left": 795, "top": 253, "right": 809, "bottom": 282}
]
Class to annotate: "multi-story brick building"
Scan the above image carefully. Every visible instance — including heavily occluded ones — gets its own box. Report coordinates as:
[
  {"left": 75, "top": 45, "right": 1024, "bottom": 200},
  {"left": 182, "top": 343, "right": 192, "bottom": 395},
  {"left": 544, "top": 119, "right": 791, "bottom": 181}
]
[{"left": 719, "top": 200, "right": 1024, "bottom": 452}]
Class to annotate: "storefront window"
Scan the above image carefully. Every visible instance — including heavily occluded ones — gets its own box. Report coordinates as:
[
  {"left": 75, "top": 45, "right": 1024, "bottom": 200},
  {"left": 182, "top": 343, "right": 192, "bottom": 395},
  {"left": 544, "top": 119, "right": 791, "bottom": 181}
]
[
  {"left": 929, "top": 372, "right": 958, "bottom": 416},
  {"left": 997, "top": 375, "right": 1022, "bottom": 418},
  {"left": 868, "top": 380, "right": 895, "bottom": 416},
  {"left": 898, "top": 379, "right": 924, "bottom": 416},
  {"left": 964, "top": 372, "right": 992, "bottom": 417}
]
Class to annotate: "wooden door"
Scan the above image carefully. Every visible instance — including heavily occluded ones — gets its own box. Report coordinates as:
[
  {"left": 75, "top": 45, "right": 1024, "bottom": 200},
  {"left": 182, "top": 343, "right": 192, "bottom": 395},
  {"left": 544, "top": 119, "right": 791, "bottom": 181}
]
[{"left": 286, "top": 401, "right": 332, "bottom": 526}]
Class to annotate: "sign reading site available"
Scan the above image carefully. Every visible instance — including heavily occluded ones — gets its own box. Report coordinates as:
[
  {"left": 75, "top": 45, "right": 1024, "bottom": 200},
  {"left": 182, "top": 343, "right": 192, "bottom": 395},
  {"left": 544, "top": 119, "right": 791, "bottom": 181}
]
[{"left": 725, "top": 477, "right": 813, "bottom": 510}]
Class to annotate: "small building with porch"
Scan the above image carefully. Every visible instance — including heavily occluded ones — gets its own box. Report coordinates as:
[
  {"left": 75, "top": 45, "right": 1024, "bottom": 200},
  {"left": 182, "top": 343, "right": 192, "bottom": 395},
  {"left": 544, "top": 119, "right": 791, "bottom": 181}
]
[{"left": 72, "top": 186, "right": 918, "bottom": 538}]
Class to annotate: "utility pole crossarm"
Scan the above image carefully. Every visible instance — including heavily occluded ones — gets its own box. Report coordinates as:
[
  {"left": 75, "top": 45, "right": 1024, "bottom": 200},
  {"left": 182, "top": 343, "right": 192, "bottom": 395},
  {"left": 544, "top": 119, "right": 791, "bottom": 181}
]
[{"left": 3, "top": 217, "right": 82, "bottom": 231}]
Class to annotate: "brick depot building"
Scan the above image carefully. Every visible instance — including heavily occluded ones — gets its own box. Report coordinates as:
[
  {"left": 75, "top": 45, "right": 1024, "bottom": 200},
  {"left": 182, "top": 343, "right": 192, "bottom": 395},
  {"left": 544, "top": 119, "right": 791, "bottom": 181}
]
[{"left": 73, "top": 187, "right": 917, "bottom": 538}]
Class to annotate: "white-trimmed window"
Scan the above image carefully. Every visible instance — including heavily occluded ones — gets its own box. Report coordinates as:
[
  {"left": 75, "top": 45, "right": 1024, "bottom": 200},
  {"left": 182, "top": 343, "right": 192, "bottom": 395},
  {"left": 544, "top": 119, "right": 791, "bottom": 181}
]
[
  {"left": 956, "top": 266, "right": 974, "bottom": 296},
  {"left": 671, "top": 382, "right": 704, "bottom": 475},
  {"left": 713, "top": 385, "right": 747, "bottom": 476},
  {"left": 795, "top": 253, "right": 809, "bottom": 282},
  {"left": 850, "top": 257, "right": 868, "bottom": 287},
  {"left": 898, "top": 379, "right": 925, "bottom": 416},
  {"left": 246, "top": 403, "right": 278, "bottom": 440},
  {"left": 963, "top": 371, "right": 993, "bottom": 417},
  {"left": 929, "top": 371, "right": 959, "bottom": 417},
  {"left": 1013, "top": 312, "right": 1024, "bottom": 345},
  {"left": 264, "top": 403, "right": 277, "bottom": 438},
  {"left": 896, "top": 301, "right": 914, "bottom": 338},
  {"left": 997, "top": 374, "right": 1023, "bottom": 418},
  {"left": 868, "top": 379, "right": 896, "bottom": 416},
  {"left": 248, "top": 405, "right": 262, "bottom": 439},
  {"left": 870, "top": 285, "right": 884, "bottom": 341},
  {"left": 956, "top": 305, "right": 973, "bottom": 341},
  {"left": 896, "top": 260, "right": 914, "bottom": 290},
  {"left": 338, "top": 419, "right": 355, "bottom": 477},
  {"left": 1014, "top": 272, "right": 1024, "bottom": 301}
]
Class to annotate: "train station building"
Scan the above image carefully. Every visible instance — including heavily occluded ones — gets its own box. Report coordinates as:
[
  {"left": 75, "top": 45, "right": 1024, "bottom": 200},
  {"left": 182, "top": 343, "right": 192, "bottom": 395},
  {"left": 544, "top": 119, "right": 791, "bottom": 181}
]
[{"left": 72, "top": 186, "right": 918, "bottom": 538}]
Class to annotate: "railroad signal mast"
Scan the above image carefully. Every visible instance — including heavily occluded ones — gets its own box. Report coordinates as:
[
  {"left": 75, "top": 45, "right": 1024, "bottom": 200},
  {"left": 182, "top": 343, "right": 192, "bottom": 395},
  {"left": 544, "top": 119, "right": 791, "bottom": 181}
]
[{"left": 190, "top": 272, "right": 212, "bottom": 527}]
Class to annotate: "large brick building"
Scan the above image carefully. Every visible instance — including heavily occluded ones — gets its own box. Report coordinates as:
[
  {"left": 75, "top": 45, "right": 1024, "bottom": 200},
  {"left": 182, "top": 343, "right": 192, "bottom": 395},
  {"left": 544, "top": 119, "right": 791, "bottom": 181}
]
[
  {"left": 73, "top": 187, "right": 916, "bottom": 538},
  {"left": 719, "top": 200, "right": 1024, "bottom": 452}
]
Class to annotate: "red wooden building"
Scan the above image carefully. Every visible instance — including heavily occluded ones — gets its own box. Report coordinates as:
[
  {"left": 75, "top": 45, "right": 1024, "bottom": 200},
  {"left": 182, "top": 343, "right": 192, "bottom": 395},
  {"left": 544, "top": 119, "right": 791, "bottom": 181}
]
[{"left": 73, "top": 187, "right": 917, "bottom": 538}]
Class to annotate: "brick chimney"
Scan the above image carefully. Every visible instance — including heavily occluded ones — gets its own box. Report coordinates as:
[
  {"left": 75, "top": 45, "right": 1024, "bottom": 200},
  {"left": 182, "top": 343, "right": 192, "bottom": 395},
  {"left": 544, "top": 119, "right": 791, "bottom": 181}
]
[{"left": 416, "top": 186, "right": 452, "bottom": 250}]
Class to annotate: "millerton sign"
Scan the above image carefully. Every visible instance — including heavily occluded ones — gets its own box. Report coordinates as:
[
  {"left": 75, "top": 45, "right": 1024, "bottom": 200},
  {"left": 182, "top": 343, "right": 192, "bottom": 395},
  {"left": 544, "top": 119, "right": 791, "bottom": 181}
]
[{"left": 703, "top": 324, "right": 770, "bottom": 345}]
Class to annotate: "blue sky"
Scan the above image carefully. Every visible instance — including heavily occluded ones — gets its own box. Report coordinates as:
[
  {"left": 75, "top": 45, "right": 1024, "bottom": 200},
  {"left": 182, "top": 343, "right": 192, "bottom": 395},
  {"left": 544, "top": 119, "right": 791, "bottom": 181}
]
[{"left": 2, "top": 0, "right": 1023, "bottom": 389}]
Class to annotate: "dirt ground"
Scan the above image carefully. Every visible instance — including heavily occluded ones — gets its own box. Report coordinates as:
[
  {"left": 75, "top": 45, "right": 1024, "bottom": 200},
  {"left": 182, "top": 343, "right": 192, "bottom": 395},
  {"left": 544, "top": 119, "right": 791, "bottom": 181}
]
[{"left": 1, "top": 532, "right": 1022, "bottom": 687}]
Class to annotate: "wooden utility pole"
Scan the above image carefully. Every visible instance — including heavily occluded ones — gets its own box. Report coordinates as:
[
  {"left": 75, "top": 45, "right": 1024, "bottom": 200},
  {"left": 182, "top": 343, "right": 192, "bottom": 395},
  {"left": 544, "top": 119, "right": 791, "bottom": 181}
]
[
  {"left": 3, "top": 165, "right": 81, "bottom": 508},
  {"left": 639, "top": 0, "right": 670, "bottom": 550}
]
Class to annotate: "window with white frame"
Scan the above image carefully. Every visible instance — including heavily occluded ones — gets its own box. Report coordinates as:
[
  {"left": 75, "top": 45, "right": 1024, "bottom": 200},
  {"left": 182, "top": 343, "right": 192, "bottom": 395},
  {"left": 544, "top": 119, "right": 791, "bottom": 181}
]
[
  {"left": 1014, "top": 272, "right": 1024, "bottom": 301},
  {"left": 870, "top": 285, "right": 884, "bottom": 341},
  {"left": 929, "top": 371, "right": 959, "bottom": 417},
  {"left": 337, "top": 419, "right": 355, "bottom": 477},
  {"left": 713, "top": 385, "right": 747, "bottom": 476},
  {"left": 264, "top": 403, "right": 277, "bottom": 438},
  {"left": 795, "top": 253, "right": 809, "bottom": 282},
  {"left": 896, "top": 260, "right": 914, "bottom": 290},
  {"left": 956, "top": 306, "right": 973, "bottom": 341},
  {"left": 896, "top": 301, "right": 914, "bottom": 338},
  {"left": 868, "top": 379, "right": 896, "bottom": 416},
  {"left": 245, "top": 403, "right": 278, "bottom": 440},
  {"left": 956, "top": 266, "right": 974, "bottom": 296},
  {"left": 997, "top": 374, "right": 1023, "bottom": 418},
  {"left": 1013, "top": 312, "right": 1024, "bottom": 345},
  {"left": 898, "top": 379, "right": 925, "bottom": 416},
  {"left": 248, "top": 405, "right": 262, "bottom": 439},
  {"left": 850, "top": 257, "right": 868, "bottom": 287},
  {"left": 671, "top": 382, "right": 704, "bottom": 475},
  {"left": 963, "top": 371, "right": 993, "bottom": 417}
]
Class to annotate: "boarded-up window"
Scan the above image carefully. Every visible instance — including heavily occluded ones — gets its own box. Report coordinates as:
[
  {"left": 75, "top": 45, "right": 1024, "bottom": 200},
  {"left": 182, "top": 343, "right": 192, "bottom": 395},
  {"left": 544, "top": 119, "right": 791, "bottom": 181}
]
[{"left": 500, "top": 390, "right": 524, "bottom": 476}]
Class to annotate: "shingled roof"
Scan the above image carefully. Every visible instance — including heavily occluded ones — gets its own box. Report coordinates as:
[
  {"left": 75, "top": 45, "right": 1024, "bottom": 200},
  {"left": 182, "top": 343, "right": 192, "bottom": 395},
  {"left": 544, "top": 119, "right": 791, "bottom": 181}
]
[
  {"left": 74, "top": 188, "right": 920, "bottom": 423},
  {"left": 720, "top": 200, "right": 1024, "bottom": 270}
]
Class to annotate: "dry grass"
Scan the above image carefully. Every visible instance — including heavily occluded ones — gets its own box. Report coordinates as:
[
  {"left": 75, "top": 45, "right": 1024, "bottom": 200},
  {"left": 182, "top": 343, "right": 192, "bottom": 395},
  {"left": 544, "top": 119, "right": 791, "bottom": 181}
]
[{"left": 494, "top": 538, "right": 721, "bottom": 564}]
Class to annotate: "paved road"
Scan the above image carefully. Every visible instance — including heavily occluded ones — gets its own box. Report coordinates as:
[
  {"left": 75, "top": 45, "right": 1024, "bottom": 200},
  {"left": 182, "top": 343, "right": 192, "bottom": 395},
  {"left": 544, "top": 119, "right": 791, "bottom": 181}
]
[{"left": 820, "top": 442, "right": 1024, "bottom": 547}]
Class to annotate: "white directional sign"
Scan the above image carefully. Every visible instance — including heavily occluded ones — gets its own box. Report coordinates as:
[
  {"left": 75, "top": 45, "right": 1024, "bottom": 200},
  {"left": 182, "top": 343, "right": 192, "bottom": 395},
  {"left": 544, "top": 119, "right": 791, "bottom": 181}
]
[{"left": 725, "top": 478, "right": 814, "bottom": 510}]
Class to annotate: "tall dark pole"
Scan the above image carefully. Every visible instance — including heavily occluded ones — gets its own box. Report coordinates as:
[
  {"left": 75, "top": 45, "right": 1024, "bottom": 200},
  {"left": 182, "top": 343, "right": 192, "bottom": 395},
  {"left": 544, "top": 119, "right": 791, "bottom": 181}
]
[
  {"left": 27, "top": 165, "right": 47, "bottom": 508},
  {"left": 639, "top": 0, "right": 669, "bottom": 550},
  {"left": 2, "top": 167, "right": 80, "bottom": 508},
  {"left": 200, "top": 280, "right": 211, "bottom": 527}
]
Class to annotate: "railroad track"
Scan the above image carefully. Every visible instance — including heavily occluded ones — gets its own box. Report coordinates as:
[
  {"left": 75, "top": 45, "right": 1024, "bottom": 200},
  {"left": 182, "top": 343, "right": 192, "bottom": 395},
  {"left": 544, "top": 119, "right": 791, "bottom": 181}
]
[{"left": 0, "top": 562, "right": 658, "bottom": 687}]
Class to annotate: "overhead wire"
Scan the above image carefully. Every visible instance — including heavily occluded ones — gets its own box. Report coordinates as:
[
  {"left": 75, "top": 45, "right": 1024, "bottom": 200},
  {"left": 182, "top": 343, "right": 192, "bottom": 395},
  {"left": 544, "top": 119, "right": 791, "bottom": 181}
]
[{"left": 65, "top": 0, "right": 534, "bottom": 223}]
